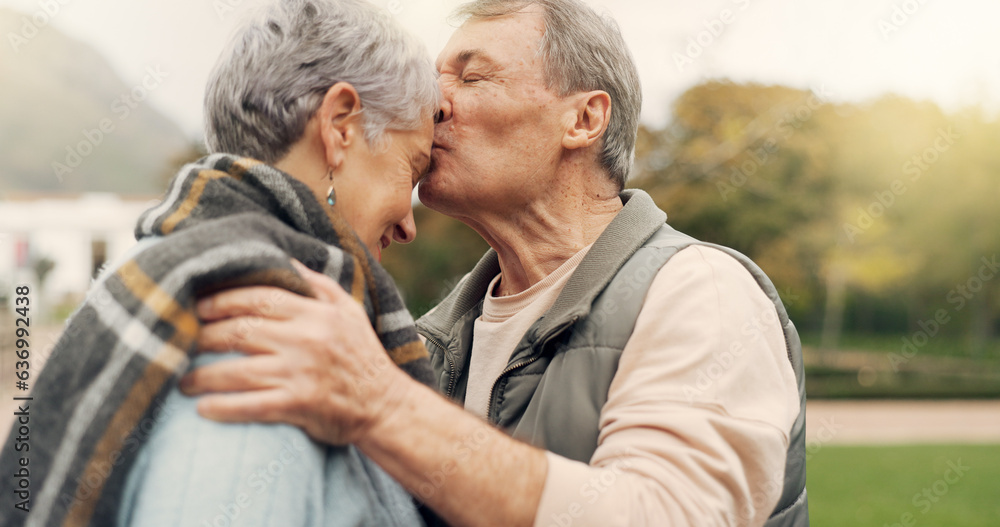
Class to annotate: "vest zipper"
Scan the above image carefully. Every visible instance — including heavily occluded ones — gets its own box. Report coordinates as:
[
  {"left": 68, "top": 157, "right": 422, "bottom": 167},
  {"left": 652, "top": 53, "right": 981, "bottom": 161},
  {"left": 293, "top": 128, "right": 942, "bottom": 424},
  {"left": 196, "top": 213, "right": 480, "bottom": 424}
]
[
  {"left": 485, "top": 356, "right": 540, "bottom": 423},
  {"left": 422, "top": 334, "right": 458, "bottom": 398},
  {"left": 485, "top": 316, "right": 578, "bottom": 423}
]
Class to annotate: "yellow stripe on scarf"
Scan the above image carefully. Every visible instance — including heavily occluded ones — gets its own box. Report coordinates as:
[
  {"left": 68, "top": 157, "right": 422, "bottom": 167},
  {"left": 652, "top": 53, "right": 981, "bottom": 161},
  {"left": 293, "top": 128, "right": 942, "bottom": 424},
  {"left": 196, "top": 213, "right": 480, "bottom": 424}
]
[
  {"left": 387, "top": 341, "right": 429, "bottom": 366},
  {"left": 62, "top": 344, "right": 187, "bottom": 527},
  {"left": 323, "top": 202, "right": 381, "bottom": 311},
  {"left": 116, "top": 260, "right": 200, "bottom": 350},
  {"left": 349, "top": 254, "right": 366, "bottom": 303},
  {"left": 161, "top": 158, "right": 260, "bottom": 234}
]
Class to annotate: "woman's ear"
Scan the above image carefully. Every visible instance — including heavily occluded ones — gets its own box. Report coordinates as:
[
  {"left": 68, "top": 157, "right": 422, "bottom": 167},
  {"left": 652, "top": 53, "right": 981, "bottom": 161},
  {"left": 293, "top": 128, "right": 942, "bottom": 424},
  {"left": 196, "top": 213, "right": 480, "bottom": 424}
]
[
  {"left": 562, "top": 90, "right": 611, "bottom": 151},
  {"left": 317, "top": 82, "right": 364, "bottom": 170}
]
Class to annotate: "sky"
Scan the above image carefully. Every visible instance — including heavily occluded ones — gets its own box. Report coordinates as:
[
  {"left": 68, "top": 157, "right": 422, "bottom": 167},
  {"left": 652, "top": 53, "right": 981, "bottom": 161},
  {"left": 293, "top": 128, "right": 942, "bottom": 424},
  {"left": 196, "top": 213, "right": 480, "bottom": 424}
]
[{"left": 2, "top": 0, "right": 998, "bottom": 140}]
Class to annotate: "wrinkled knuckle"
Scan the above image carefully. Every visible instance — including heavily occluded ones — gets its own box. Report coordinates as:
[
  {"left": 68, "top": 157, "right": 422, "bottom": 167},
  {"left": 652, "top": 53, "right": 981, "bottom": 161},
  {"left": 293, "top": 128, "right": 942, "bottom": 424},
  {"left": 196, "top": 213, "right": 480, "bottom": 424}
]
[
  {"left": 196, "top": 397, "right": 217, "bottom": 418},
  {"left": 218, "top": 324, "right": 247, "bottom": 350},
  {"left": 270, "top": 359, "right": 292, "bottom": 379},
  {"left": 295, "top": 326, "right": 325, "bottom": 349},
  {"left": 304, "top": 339, "right": 336, "bottom": 366},
  {"left": 183, "top": 370, "right": 202, "bottom": 389},
  {"left": 209, "top": 293, "right": 233, "bottom": 316},
  {"left": 196, "top": 330, "right": 217, "bottom": 351},
  {"left": 297, "top": 357, "right": 318, "bottom": 379},
  {"left": 252, "top": 295, "right": 275, "bottom": 317},
  {"left": 285, "top": 391, "right": 307, "bottom": 415},
  {"left": 293, "top": 382, "right": 322, "bottom": 414}
]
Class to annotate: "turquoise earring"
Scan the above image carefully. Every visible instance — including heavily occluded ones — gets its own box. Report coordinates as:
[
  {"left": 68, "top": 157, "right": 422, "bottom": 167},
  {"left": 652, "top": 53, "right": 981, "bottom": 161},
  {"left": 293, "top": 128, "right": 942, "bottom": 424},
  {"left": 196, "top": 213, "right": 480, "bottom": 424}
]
[{"left": 325, "top": 167, "right": 336, "bottom": 206}]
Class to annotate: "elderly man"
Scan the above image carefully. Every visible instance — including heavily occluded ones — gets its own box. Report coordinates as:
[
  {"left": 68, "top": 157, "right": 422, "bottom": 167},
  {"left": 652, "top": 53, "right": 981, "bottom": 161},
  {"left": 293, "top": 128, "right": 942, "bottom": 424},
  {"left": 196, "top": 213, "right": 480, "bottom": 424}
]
[{"left": 186, "top": 1, "right": 808, "bottom": 525}]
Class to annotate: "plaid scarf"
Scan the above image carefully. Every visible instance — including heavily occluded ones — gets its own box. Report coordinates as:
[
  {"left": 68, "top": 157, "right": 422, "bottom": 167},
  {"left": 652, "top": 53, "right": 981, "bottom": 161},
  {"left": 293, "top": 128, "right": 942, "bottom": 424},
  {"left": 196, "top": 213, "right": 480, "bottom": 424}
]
[{"left": 0, "top": 154, "right": 435, "bottom": 527}]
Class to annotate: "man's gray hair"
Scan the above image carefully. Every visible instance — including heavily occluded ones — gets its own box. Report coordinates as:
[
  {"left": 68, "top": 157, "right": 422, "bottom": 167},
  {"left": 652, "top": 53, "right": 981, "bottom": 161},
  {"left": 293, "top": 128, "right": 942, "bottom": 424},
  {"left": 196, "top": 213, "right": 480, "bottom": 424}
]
[
  {"left": 205, "top": 0, "right": 439, "bottom": 163},
  {"left": 454, "top": 0, "right": 641, "bottom": 190}
]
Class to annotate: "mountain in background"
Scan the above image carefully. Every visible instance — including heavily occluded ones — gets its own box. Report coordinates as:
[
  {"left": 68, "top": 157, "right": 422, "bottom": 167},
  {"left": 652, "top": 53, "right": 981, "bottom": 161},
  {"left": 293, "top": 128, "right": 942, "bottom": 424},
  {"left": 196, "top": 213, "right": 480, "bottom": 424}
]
[{"left": 0, "top": 7, "right": 191, "bottom": 195}]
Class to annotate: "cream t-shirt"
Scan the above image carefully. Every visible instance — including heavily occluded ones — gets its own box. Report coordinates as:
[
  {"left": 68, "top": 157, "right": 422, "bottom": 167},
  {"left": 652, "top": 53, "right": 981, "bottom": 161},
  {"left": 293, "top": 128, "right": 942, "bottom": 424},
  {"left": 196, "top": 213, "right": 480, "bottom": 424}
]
[{"left": 464, "top": 244, "right": 593, "bottom": 419}]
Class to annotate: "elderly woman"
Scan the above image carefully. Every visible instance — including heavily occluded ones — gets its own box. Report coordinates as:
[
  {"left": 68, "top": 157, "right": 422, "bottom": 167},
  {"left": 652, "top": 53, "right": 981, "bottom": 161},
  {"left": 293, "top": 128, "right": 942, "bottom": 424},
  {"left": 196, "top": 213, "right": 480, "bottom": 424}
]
[{"left": 0, "top": 1, "right": 438, "bottom": 526}]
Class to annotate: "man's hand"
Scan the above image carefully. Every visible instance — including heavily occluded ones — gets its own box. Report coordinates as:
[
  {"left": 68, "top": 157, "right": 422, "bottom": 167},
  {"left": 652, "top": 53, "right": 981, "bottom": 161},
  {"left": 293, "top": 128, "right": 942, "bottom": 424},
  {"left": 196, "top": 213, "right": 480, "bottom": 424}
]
[
  {"left": 181, "top": 260, "right": 415, "bottom": 446},
  {"left": 184, "top": 260, "right": 546, "bottom": 527}
]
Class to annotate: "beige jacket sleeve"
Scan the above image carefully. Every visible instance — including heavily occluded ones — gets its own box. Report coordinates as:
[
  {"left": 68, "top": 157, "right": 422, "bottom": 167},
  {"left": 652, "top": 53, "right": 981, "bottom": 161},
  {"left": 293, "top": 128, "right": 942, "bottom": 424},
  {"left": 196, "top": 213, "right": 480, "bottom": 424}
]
[{"left": 533, "top": 246, "right": 800, "bottom": 527}]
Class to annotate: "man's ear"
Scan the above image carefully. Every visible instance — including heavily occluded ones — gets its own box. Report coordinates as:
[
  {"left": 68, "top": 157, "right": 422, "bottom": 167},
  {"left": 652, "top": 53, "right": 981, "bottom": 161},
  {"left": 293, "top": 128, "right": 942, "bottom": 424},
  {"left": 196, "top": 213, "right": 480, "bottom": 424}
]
[
  {"left": 562, "top": 90, "right": 611, "bottom": 151},
  {"left": 317, "top": 82, "right": 364, "bottom": 170}
]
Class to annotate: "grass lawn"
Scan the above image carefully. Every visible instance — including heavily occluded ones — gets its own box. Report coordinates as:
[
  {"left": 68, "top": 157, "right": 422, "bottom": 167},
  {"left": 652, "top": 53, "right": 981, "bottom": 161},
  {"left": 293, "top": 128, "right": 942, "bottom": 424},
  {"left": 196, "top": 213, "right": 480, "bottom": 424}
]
[{"left": 807, "top": 444, "right": 1000, "bottom": 526}]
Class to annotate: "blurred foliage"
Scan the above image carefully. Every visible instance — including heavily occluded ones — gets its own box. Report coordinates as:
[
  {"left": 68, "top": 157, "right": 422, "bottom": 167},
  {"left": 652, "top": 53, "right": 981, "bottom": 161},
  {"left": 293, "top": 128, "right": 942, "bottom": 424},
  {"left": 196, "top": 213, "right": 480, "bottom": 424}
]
[
  {"left": 385, "top": 80, "right": 1000, "bottom": 356},
  {"left": 634, "top": 81, "right": 999, "bottom": 348}
]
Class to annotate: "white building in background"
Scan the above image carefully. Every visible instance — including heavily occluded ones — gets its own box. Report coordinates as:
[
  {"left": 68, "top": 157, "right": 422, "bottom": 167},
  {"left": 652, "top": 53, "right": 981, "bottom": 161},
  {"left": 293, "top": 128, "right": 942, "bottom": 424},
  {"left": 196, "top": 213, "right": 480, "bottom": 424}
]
[{"left": 0, "top": 192, "right": 159, "bottom": 316}]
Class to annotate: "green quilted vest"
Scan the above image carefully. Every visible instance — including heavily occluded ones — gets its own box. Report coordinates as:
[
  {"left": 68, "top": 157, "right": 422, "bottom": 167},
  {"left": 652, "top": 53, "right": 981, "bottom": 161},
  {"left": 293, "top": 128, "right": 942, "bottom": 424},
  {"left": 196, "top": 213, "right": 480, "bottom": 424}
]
[{"left": 417, "top": 189, "right": 808, "bottom": 526}]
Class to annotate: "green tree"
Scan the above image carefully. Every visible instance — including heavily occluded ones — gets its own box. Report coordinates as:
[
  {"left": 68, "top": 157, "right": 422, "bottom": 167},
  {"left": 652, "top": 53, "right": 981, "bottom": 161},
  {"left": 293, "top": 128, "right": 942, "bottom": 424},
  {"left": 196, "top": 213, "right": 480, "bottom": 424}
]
[{"left": 633, "top": 81, "right": 838, "bottom": 323}]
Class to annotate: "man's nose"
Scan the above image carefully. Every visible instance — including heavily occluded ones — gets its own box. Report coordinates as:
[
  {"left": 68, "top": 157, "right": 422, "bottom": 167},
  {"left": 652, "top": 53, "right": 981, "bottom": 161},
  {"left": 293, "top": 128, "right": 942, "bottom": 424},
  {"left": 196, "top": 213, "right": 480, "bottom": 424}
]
[
  {"left": 436, "top": 79, "right": 453, "bottom": 123},
  {"left": 393, "top": 209, "right": 417, "bottom": 244}
]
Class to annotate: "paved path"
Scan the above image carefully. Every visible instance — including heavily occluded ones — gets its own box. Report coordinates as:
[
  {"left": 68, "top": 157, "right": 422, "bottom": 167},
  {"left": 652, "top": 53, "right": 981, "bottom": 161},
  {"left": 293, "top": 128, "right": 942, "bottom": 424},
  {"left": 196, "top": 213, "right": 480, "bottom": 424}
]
[
  {"left": 806, "top": 400, "right": 1000, "bottom": 445},
  {"left": 6, "top": 397, "right": 997, "bottom": 448}
]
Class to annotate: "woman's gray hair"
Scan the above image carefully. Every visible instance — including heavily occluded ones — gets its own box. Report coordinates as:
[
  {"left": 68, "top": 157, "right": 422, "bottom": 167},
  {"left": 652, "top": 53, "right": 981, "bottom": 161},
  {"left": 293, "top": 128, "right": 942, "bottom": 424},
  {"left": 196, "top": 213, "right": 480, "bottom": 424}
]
[
  {"left": 453, "top": 0, "right": 641, "bottom": 191},
  {"left": 205, "top": 0, "right": 440, "bottom": 162}
]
